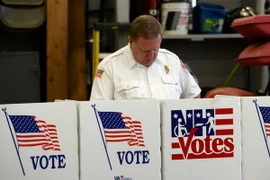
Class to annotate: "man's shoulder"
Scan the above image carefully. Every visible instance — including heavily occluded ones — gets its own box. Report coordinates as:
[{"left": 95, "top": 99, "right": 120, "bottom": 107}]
[
  {"left": 159, "top": 48, "right": 179, "bottom": 59},
  {"left": 158, "top": 48, "right": 180, "bottom": 64},
  {"left": 99, "top": 45, "right": 128, "bottom": 66}
]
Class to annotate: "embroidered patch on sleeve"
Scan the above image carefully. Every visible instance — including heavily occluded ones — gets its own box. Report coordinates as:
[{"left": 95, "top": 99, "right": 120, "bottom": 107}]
[
  {"left": 95, "top": 69, "right": 104, "bottom": 78},
  {"left": 180, "top": 60, "right": 190, "bottom": 72}
]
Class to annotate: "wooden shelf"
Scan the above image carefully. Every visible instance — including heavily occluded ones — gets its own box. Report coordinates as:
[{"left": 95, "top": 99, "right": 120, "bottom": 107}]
[{"left": 163, "top": 33, "right": 243, "bottom": 41}]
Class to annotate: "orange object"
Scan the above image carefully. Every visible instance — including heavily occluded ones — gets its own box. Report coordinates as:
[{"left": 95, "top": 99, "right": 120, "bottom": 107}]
[
  {"left": 237, "top": 42, "right": 270, "bottom": 66},
  {"left": 204, "top": 87, "right": 256, "bottom": 98},
  {"left": 231, "top": 15, "right": 270, "bottom": 41}
]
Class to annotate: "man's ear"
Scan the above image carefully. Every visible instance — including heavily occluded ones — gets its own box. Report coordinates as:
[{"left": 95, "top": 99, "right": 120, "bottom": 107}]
[{"left": 128, "top": 36, "right": 132, "bottom": 43}]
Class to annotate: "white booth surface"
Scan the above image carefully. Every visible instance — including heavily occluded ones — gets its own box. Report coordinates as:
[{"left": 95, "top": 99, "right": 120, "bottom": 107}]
[
  {"left": 161, "top": 98, "right": 242, "bottom": 180},
  {"left": 241, "top": 97, "right": 270, "bottom": 180},
  {"left": 80, "top": 99, "right": 161, "bottom": 180},
  {"left": 0, "top": 102, "right": 79, "bottom": 180},
  {"left": 2, "top": 97, "right": 270, "bottom": 180}
]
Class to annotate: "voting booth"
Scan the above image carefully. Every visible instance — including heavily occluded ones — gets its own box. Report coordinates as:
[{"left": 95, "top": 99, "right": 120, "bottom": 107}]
[
  {"left": 79, "top": 99, "right": 161, "bottom": 180},
  {"left": 241, "top": 97, "right": 270, "bottom": 180},
  {"left": 2, "top": 97, "right": 270, "bottom": 180},
  {"left": 0, "top": 101, "right": 79, "bottom": 180},
  {"left": 160, "top": 98, "right": 242, "bottom": 180}
]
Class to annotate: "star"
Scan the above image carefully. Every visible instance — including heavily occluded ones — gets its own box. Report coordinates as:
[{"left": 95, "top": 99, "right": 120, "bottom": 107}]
[
  {"left": 196, "top": 113, "right": 201, "bottom": 117},
  {"left": 173, "top": 113, "right": 178, "bottom": 119},
  {"left": 187, "top": 113, "right": 192, "bottom": 118}
]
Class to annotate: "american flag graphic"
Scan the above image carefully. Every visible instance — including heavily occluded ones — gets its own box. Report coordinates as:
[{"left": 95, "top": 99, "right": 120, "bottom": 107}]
[
  {"left": 98, "top": 111, "right": 145, "bottom": 147},
  {"left": 171, "top": 108, "right": 234, "bottom": 138},
  {"left": 95, "top": 69, "right": 104, "bottom": 78},
  {"left": 213, "top": 108, "right": 234, "bottom": 136},
  {"left": 258, "top": 106, "right": 270, "bottom": 136},
  {"left": 254, "top": 100, "right": 270, "bottom": 157},
  {"left": 9, "top": 115, "right": 61, "bottom": 151}
]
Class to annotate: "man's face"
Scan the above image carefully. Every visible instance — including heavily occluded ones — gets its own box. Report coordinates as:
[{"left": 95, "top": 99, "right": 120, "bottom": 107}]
[{"left": 130, "top": 34, "right": 162, "bottom": 66}]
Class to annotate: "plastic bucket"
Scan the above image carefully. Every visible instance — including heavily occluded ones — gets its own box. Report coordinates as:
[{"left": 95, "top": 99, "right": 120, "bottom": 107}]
[
  {"left": 192, "top": 3, "right": 226, "bottom": 34},
  {"left": 161, "top": 2, "right": 190, "bottom": 35}
]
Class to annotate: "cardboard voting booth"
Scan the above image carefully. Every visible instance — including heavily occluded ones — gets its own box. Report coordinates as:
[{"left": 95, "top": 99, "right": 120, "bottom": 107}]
[
  {"left": 79, "top": 99, "right": 161, "bottom": 180},
  {"left": 161, "top": 98, "right": 242, "bottom": 180},
  {"left": 0, "top": 101, "right": 79, "bottom": 180},
  {"left": 2, "top": 97, "right": 270, "bottom": 180},
  {"left": 241, "top": 97, "right": 270, "bottom": 180}
]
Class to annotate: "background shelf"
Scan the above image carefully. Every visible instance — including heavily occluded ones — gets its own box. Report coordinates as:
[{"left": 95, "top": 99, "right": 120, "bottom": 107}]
[{"left": 163, "top": 33, "right": 243, "bottom": 41}]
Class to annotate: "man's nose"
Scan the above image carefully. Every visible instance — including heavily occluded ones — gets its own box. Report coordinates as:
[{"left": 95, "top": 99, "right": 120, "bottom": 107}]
[{"left": 146, "top": 51, "right": 155, "bottom": 57}]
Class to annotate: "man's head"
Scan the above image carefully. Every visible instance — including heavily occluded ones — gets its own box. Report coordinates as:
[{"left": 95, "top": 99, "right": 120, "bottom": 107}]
[{"left": 129, "top": 15, "right": 163, "bottom": 66}]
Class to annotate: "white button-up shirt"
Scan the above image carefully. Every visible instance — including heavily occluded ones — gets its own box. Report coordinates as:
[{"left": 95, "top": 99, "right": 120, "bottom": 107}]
[{"left": 90, "top": 44, "right": 201, "bottom": 100}]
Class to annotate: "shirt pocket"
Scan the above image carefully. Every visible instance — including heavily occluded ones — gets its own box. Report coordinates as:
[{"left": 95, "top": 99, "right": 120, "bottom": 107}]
[
  {"left": 116, "top": 80, "right": 140, "bottom": 99},
  {"left": 161, "top": 75, "right": 181, "bottom": 99}
]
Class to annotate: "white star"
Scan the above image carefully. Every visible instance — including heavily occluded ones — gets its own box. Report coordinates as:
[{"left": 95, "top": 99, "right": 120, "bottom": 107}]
[
  {"left": 196, "top": 113, "right": 201, "bottom": 117},
  {"left": 188, "top": 113, "right": 192, "bottom": 118},
  {"left": 173, "top": 113, "right": 178, "bottom": 119}
]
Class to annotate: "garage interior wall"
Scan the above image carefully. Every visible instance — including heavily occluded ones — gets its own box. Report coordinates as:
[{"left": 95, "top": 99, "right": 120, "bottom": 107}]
[{"left": 87, "top": 0, "right": 263, "bottom": 94}]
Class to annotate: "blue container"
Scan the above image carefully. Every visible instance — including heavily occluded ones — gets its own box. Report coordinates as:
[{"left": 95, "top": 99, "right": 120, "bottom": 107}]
[{"left": 192, "top": 3, "right": 227, "bottom": 34}]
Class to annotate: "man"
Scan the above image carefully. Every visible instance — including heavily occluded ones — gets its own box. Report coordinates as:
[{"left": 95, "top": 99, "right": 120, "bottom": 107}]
[{"left": 90, "top": 15, "right": 201, "bottom": 100}]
